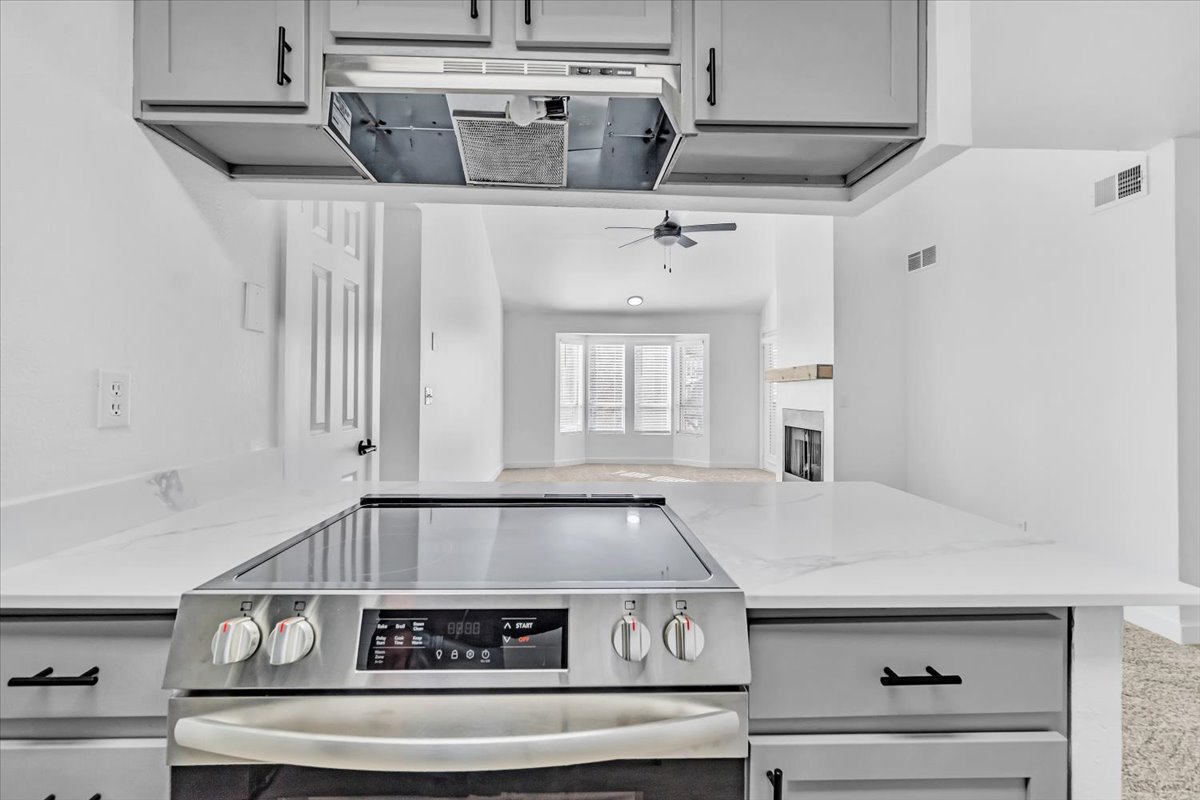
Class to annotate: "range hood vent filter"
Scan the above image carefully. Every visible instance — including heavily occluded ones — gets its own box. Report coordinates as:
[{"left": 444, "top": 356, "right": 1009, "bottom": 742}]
[{"left": 451, "top": 112, "right": 567, "bottom": 187}]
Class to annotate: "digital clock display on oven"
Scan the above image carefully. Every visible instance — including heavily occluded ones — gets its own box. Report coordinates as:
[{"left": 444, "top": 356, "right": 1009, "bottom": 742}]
[{"left": 356, "top": 609, "right": 568, "bottom": 671}]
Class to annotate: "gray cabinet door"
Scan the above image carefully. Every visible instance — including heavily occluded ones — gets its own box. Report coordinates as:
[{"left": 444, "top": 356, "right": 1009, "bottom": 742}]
[
  {"left": 748, "top": 733, "right": 1067, "bottom": 800},
  {"left": 137, "top": 0, "right": 308, "bottom": 107},
  {"left": 329, "top": 0, "right": 492, "bottom": 42},
  {"left": 694, "top": 0, "right": 919, "bottom": 127},
  {"left": 515, "top": 0, "right": 672, "bottom": 50}
]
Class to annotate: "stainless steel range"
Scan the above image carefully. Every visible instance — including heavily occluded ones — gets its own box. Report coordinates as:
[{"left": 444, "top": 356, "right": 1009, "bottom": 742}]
[{"left": 163, "top": 494, "right": 750, "bottom": 799}]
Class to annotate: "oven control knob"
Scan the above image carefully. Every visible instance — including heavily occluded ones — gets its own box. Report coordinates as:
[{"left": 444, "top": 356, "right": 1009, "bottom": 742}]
[
  {"left": 664, "top": 614, "right": 705, "bottom": 662},
  {"left": 267, "top": 617, "right": 315, "bottom": 666},
  {"left": 210, "top": 617, "right": 261, "bottom": 665},
  {"left": 612, "top": 614, "right": 651, "bottom": 662}
]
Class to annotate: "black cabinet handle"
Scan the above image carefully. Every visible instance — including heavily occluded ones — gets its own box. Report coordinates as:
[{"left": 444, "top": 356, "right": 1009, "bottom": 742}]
[
  {"left": 705, "top": 47, "right": 717, "bottom": 106},
  {"left": 880, "top": 665, "right": 963, "bottom": 686},
  {"left": 470, "top": 0, "right": 478, "bottom": 19},
  {"left": 766, "top": 768, "right": 783, "bottom": 800},
  {"left": 357, "top": 439, "right": 377, "bottom": 456},
  {"left": 524, "top": 0, "right": 531, "bottom": 25},
  {"left": 276, "top": 26, "right": 292, "bottom": 87},
  {"left": 9, "top": 666, "right": 100, "bottom": 687},
  {"left": 41, "top": 795, "right": 100, "bottom": 800}
]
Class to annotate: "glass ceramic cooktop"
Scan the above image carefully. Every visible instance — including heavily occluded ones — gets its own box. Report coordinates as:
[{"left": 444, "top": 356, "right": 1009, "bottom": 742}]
[{"left": 225, "top": 502, "right": 712, "bottom": 590}]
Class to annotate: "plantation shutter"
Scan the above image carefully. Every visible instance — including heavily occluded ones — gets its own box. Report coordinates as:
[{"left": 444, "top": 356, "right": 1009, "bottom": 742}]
[
  {"left": 677, "top": 340, "right": 705, "bottom": 435},
  {"left": 634, "top": 344, "right": 672, "bottom": 433},
  {"left": 587, "top": 343, "right": 625, "bottom": 433},
  {"left": 558, "top": 341, "right": 583, "bottom": 433},
  {"left": 765, "top": 341, "right": 778, "bottom": 457}
]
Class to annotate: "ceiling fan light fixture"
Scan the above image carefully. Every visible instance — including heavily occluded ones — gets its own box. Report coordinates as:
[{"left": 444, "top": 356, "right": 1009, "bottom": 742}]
[{"left": 626, "top": 295, "right": 644, "bottom": 307}]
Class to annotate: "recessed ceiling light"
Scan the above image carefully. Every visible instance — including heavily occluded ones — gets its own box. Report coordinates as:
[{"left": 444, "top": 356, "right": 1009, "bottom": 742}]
[{"left": 627, "top": 295, "right": 644, "bottom": 307}]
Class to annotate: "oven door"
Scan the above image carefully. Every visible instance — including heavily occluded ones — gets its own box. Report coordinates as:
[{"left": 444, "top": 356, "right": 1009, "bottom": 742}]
[{"left": 169, "top": 691, "right": 747, "bottom": 799}]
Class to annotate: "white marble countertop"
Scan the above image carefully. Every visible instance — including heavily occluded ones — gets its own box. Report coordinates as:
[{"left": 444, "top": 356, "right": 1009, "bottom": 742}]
[{"left": 1, "top": 481, "right": 1196, "bottom": 611}]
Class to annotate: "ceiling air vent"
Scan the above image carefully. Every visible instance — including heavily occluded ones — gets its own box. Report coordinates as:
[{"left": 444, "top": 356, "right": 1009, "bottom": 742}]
[
  {"left": 908, "top": 245, "right": 937, "bottom": 273},
  {"left": 1094, "top": 159, "right": 1148, "bottom": 212}
]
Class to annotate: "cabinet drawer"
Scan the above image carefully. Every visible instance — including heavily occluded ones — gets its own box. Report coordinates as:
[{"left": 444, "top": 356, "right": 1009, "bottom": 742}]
[
  {"left": 0, "top": 616, "right": 174, "bottom": 723},
  {"left": 748, "top": 732, "right": 1067, "bottom": 800},
  {"left": 0, "top": 737, "right": 168, "bottom": 800},
  {"left": 749, "top": 613, "right": 1066, "bottom": 726}
]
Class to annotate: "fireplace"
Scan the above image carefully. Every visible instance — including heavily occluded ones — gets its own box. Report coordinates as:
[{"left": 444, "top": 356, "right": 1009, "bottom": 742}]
[{"left": 782, "top": 409, "right": 823, "bottom": 482}]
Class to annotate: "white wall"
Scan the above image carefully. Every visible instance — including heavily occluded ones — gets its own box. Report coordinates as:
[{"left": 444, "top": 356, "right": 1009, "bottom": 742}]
[
  {"left": 417, "top": 205, "right": 504, "bottom": 481},
  {"left": 764, "top": 217, "right": 837, "bottom": 479},
  {"left": 833, "top": 145, "right": 1189, "bottom": 601},
  {"left": 505, "top": 312, "right": 760, "bottom": 469},
  {"left": 0, "top": 0, "right": 281, "bottom": 503},
  {"left": 378, "top": 206, "right": 422, "bottom": 481}
]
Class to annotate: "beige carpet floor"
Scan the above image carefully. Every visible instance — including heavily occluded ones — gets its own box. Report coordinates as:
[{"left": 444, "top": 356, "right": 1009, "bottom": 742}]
[
  {"left": 496, "top": 463, "right": 776, "bottom": 483},
  {"left": 498, "top": 465, "right": 1199, "bottom": 797},
  {"left": 1122, "top": 623, "right": 1200, "bottom": 800}
]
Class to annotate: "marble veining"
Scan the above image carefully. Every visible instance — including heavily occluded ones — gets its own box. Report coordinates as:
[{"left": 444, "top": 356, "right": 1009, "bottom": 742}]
[{"left": 0, "top": 481, "right": 1196, "bottom": 611}]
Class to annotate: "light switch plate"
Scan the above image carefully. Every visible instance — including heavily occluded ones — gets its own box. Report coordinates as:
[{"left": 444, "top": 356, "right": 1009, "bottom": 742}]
[
  {"left": 243, "top": 282, "right": 267, "bottom": 333},
  {"left": 98, "top": 370, "right": 131, "bottom": 428}
]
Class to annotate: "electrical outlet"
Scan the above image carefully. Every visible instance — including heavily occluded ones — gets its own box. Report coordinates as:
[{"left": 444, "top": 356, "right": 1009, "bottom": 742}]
[{"left": 98, "top": 370, "right": 131, "bottom": 428}]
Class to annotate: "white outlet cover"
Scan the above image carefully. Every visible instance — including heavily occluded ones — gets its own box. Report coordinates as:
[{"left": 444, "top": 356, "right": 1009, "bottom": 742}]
[
  {"left": 98, "top": 369, "right": 131, "bottom": 429},
  {"left": 243, "top": 282, "right": 267, "bottom": 333}
]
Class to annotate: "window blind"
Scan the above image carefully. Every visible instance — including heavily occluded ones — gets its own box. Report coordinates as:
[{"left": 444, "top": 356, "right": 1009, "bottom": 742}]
[
  {"left": 587, "top": 343, "right": 625, "bottom": 433},
  {"left": 634, "top": 344, "right": 672, "bottom": 433},
  {"left": 558, "top": 341, "right": 583, "bottom": 434},
  {"left": 765, "top": 341, "right": 778, "bottom": 457},
  {"left": 678, "top": 340, "right": 705, "bottom": 435}
]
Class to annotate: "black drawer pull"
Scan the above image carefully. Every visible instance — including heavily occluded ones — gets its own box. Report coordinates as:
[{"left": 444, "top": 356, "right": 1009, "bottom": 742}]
[
  {"left": 8, "top": 666, "right": 100, "bottom": 687},
  {"left": 705, "top": 47, "right": 717, "bottom": 106},
  {"left": 881, "top": 665, "right": 962, "bottom": 686},
  {"left": 766, "top": 768, "right": 783, "bottom": 800},
  {"left": 276, "top": 26, "right": 292, "bottom": 87},
  {"left": 524, "top": 0, "right": 531, "bottom": 25},
  {"left": 41, "top": 795, "right": 100, "bottom": 800}
]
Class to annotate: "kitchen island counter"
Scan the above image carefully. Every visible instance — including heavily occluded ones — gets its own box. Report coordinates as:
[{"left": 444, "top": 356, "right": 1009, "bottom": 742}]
[{"left": 2, "top": 480, "right": 1194, "bottom": 611}]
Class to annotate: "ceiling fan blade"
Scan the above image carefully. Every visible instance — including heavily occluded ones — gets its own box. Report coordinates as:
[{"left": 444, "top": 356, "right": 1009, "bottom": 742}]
[
  {"left": 605, "top": 226, "right": 654, "bottom": 231},
  {"left": 677, "top": 235, "right": 699, "bottom": 248},
  {"left": 679, "top": 222, "right": 738, "bottom": 233},
  {"left": 618, "top": 234, "right": 656, "bottom": 249}
]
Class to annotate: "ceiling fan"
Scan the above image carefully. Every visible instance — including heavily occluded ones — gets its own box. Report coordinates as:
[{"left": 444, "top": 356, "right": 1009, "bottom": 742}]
[{"left": 606, "top": 211, "right": 737, "bottom": 250}]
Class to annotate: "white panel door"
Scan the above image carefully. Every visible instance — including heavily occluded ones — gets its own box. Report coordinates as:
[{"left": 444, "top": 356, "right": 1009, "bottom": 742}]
[
  {"left": 516, "top": 0, "right": 672, "bottom": 50},
  {"left": 137, "top": 0, "right": 309, "bottom": 106},
  {"left": 329, "top": 0, "right": 492, "bottom": 42},
  {"left": 284, "top": 201, "right": 377, "bottom": 484},
  {"left": 693, "top": 0, "right": 919, "bottom": 126}
]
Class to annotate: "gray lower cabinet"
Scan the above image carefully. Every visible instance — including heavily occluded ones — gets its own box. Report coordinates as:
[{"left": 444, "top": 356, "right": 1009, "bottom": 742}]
[
  {"left": 136, "top": 0, "right": 309, "bottom": 107},
  {"left": 693, "top": 0, "right": 920, "bottom": 127},
  {"left": 515, "top": 0, "right": 673, "bottom": 50},
  {"left": 329, "top": 0, "right": 493, "bottom": 42},
  {"left": 748, "top": 732, "right": 1068, "bottom": 800},
  {"left": 0, "top": 738, "right": 168, "bottom": 800}
]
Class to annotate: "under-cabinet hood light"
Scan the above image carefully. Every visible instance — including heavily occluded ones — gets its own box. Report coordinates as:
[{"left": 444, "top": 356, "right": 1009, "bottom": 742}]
[{"left": 627, "top": 296, "right": 644, "bottom": 307}]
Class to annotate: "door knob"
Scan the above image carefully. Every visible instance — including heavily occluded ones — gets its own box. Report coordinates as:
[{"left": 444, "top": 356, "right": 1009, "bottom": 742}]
[{"left": 357, "top": 439, "right": 377, "bottom": 456}]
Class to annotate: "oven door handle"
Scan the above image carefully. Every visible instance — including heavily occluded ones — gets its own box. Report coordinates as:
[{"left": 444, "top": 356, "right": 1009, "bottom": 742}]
[{"left": 173, "top": 696, "right": 742, "bottom": 772}]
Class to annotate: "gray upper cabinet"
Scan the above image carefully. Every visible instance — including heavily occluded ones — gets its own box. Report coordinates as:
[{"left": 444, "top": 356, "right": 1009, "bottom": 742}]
[
  {"left": 136, "top": 0, "right": 308, "bottom": 107},
  {"left": 329, "top": 0, "right": 492, "bottom": 42},
  {"left": 515, "top": 0, "right": 672, "bottom": 50},
  {"left": 693, "top": 0, "right": 919, "bottom": 127}
]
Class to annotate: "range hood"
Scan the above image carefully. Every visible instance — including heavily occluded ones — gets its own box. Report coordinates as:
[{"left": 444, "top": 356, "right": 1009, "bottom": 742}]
[{"left": 322, "top": 56, "right": 682, "bottom": 192}]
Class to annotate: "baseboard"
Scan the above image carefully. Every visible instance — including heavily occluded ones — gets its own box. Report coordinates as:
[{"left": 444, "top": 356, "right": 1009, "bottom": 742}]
[
  {"left": 0, "top": 448, "right": 284, "bottom": 569},
  {"left": 1125, "top": 604, "right": 1200, "bottom": 645},
  {"left": 502, "top": 458, "right": 766, "bottom": 470}
]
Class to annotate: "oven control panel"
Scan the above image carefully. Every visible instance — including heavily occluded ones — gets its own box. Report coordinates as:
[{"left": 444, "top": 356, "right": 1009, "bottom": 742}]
[{"left": 356, "top": 609, "right": 568, "bottom": 671}]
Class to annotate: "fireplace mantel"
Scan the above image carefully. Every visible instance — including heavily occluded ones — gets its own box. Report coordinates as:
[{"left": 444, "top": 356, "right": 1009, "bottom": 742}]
[{"left": 766, "top": 364, "right": 833, "bottom": 383}]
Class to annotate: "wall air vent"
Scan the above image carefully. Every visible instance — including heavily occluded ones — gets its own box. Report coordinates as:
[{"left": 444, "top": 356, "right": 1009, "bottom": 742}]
[
  {"left": 1094, "top": 159, "right": 1148, "bottom": 212},
  {"left": 908, "top": 245, "right": 937, "bottom": 272}
]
